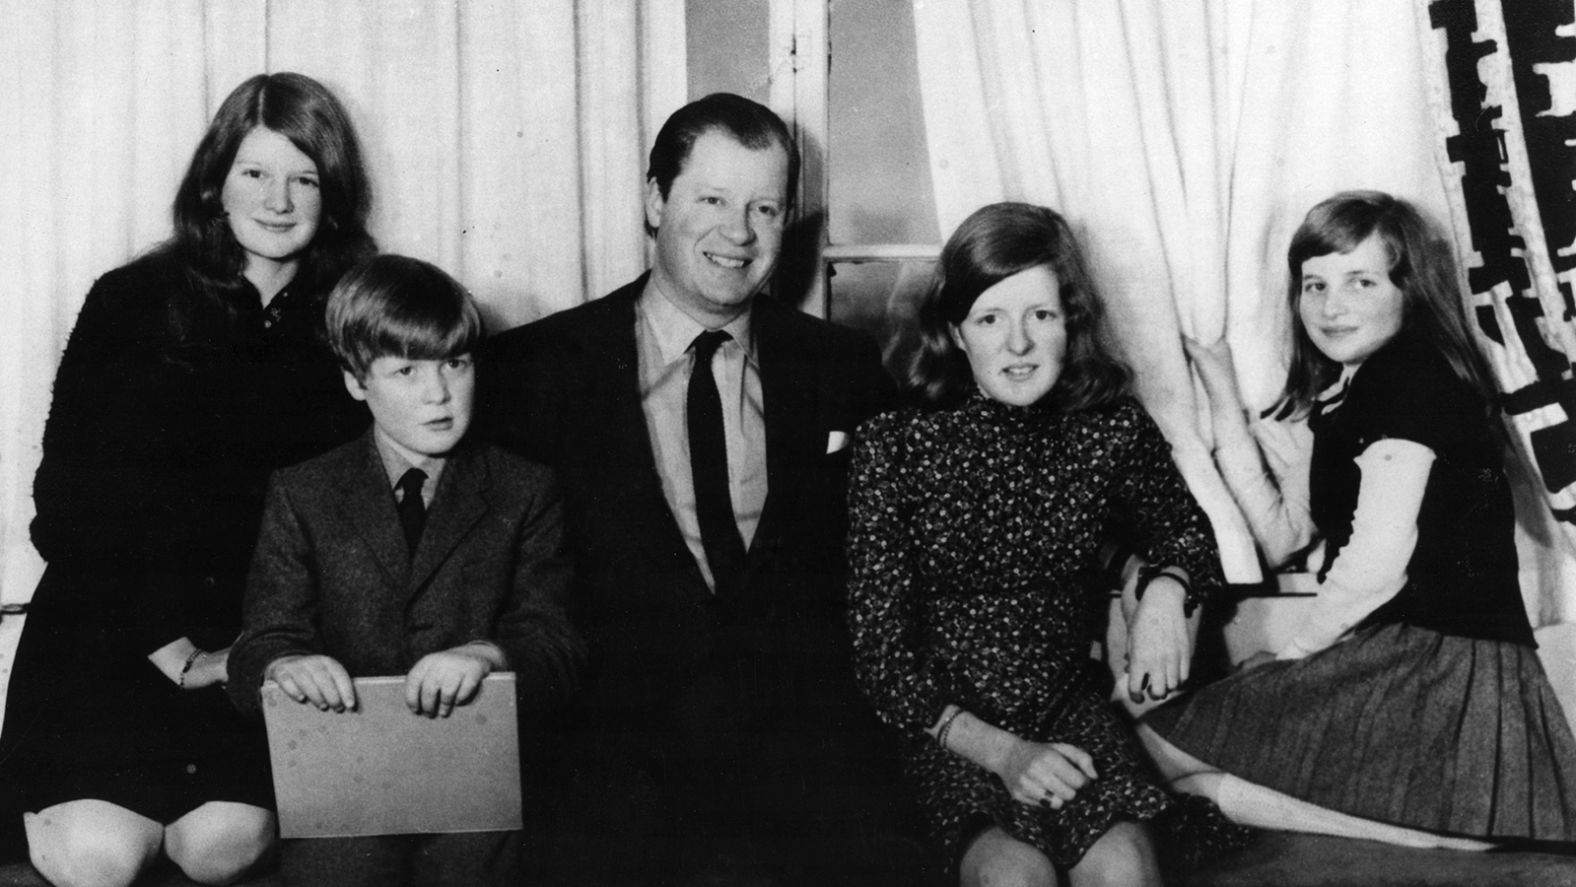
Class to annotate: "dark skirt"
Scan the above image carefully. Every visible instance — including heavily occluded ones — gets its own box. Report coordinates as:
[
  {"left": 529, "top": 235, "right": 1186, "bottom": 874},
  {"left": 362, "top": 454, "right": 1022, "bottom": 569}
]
[
  {"left": 0, "top": 568, "right": 273, "bottom": 825},
  {"left": 1144, "top": 621, "right": 1576, "bottom": 841}
]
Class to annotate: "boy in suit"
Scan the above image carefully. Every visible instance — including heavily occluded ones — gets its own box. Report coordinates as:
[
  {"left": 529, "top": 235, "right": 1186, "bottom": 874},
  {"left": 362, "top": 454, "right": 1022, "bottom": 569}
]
[{"left": 228, "top": 254, "right": 584, "bottom": 886}]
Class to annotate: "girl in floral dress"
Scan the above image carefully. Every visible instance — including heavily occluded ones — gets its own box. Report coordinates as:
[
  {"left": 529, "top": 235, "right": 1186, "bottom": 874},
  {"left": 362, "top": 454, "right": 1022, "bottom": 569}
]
[{"left": 849, "top": 202, "right": 1228, "bottom": 886}]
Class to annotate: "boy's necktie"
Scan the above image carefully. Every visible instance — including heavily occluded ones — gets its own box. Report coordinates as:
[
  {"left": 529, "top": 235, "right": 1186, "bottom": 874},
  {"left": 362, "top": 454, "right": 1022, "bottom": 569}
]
[
  {"left": 396, "top": 468, "right": 428, "bottom": 556},
  {"left": 687, "top": 330, "right": 746, "bottom": 596}
]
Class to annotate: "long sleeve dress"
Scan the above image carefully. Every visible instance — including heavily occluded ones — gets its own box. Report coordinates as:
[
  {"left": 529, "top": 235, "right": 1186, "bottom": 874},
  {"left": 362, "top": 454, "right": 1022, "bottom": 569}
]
[
  {"left": 0, "top": 252, "right": 366, "bottom": 828},
  {"left": 847, "top": 392, "right": 1223, "bottom": 868},
  {"left": 1145, "top": 332, "right": 1576, "bottom": 841}
]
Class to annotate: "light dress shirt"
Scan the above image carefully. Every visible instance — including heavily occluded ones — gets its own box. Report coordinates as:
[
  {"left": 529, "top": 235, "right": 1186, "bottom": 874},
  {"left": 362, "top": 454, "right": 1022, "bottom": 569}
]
[
  {"left": 636, "top": 282, "right": 768, "bottom": 593},
  {"left": 373, "top": 427, "right": 447, "bottom": 508}
]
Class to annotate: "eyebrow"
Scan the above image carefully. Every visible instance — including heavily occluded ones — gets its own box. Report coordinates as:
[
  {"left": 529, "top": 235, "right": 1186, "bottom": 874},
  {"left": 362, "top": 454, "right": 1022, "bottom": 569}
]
[
  {"left": 1302, "top": 268, "right": 1383, "bottom": 280},
  {"left": 232, "top": 156, "right": 318, "bottom": 174}
]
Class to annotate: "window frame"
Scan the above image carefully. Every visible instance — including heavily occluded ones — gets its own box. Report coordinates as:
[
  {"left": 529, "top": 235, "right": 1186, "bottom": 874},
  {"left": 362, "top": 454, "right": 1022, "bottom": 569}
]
[{"left": 767, "top": 0, "right": 940, "bottom": 318}]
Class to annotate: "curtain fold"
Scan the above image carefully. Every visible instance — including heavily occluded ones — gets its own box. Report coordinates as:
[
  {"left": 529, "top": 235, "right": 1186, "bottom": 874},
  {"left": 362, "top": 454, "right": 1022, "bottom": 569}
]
[
  {"left": 0, "top": 0, "right": 685, "bottom": 606},
  {"left": 912, "top": 0, "right": 1463, "bottom": 588}
]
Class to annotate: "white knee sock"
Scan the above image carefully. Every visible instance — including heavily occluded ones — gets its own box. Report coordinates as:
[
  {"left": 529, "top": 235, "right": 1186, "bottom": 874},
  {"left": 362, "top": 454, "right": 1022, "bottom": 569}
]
[{"left": 1206, "top": 773, "right": 1493, "bottom": 851}]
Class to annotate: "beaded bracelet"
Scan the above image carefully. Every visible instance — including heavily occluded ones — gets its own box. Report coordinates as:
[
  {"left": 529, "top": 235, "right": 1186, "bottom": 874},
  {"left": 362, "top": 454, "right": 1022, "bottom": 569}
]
[
  {"left": 178, "top": 648, "right": 204, "bottom": 689},
  {"left": 934, "top": 707, "right": 964, "bottom": 750},
  {"left": 1134, "top": 565, "right": 1199, "bottom": 618}
]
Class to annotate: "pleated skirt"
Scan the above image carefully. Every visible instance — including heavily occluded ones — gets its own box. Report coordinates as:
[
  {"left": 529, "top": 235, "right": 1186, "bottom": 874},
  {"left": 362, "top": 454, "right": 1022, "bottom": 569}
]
[{"left": 1144, "top": 621, "right": 1576, "bottom": 842}]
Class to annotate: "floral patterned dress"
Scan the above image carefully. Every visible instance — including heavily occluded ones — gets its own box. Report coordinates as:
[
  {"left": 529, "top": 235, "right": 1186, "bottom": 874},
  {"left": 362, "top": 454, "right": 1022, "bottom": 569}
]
[{"left": 847, "top": 392, "right": 1222, "bottom": 868}]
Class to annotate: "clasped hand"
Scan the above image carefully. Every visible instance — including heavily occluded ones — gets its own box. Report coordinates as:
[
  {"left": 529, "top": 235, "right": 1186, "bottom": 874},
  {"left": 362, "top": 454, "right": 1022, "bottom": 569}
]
[
  {"left": 995, "top": 738, "right": 1099, "bottom": 809},
  {"left": 266, "top": 645, "right": 495, "bottom": 718},
  {"left": 1124, "top": 577, "right": 1192, "bottom": 703}
]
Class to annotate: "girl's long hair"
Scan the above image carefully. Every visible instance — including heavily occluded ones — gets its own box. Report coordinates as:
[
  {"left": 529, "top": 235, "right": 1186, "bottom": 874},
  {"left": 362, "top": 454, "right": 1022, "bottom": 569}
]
[
  {"left": 907, "top": 202, "right": 1129, "bottom": 409},
  {"left": 154, "top": 72, "right": 375, "bottom": 340},
  {"left": 1270, "top": 190, "right": 1496, "bottom": 419}
]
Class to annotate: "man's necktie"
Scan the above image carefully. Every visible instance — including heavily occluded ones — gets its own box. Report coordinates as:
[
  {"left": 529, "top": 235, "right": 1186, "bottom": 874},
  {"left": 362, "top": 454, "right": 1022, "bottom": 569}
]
[
  {"left": 687, "top": 330, "right": 747, "bottom": 596},
  {"left": 396, "top": 468, "right": 428, "bottom": 556}
]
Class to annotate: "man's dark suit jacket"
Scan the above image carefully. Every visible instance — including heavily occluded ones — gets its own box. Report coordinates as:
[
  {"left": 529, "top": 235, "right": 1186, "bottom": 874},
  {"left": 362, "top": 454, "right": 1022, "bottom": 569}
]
[
  {"left": 227, "top": 433, "right": 585, "bottom": 722},
  {"left": 482, "top": 274, "right": 895, "bottom": 777}
]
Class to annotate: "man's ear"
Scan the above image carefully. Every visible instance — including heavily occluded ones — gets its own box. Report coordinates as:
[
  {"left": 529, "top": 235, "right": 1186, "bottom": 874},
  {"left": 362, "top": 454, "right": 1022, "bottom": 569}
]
[
  {"left": 644, "top": 178, "right": 665, "bottom": 232},
  {"left": 343, "top": 369, "right": 368, "bottom": 402}
]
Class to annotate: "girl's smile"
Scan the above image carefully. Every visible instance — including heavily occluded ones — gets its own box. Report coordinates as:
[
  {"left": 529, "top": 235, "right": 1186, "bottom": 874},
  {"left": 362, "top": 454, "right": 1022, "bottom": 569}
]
[{"left": 1298, "top": 235, "right": 1405, "bottom": 369}]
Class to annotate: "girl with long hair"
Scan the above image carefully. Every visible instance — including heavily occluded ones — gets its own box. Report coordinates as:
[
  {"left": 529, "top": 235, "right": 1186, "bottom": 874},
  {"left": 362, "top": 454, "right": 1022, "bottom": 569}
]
[
  {"left": 2, "top": 72, "right": 375, "bottom": 886},
  {"left": 1142, "top": 190, "right": 1576, "bottom": 849}
]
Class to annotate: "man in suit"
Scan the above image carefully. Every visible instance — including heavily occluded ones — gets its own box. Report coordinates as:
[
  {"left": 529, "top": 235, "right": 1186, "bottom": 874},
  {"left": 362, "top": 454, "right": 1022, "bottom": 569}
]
[{"left": 484, "top": 94, "right": 917, "bottom": 885}]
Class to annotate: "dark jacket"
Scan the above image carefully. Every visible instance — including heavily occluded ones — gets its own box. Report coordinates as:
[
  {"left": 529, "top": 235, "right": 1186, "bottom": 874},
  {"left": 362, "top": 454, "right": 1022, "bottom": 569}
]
[
  {"left": 228, "top": 434, "right": 585, "bottom": 720},
  {"left": 482, "top": 275, "right": 895, "bottom": 742},
  {"left": 2, "top": 251, "right": 364, "bottom": 822}
]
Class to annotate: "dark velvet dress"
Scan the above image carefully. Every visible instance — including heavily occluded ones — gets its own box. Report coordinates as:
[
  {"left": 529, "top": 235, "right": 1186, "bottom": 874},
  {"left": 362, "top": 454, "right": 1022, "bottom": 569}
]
[
  {"left": 0, "top": 252, "right": 365, "bottom": 828},
  {"left": 847, "top": 392, "right": 1223, "bottom": 869},
  {"left": 1145, "top": 334, "right": 1576, "bottom": 842}
]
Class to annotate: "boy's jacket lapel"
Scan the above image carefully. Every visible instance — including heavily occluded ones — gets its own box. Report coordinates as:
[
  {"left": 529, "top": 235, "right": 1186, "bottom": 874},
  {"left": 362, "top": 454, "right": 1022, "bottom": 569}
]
[
  {"left": 339, "top": 436, "right": 413, "bottom": 589},
  {"left": 407, "top": 445, "right": 491, "bottom": 594}
]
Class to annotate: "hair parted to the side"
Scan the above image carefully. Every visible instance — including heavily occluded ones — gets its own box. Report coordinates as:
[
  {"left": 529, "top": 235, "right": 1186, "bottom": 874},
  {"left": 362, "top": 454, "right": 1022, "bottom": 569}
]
[
  {"left": 644, "top": 92, "right": 800, "bottom": 237},
  {"left": 1270, "top": 190, "right": 1497, "bottom": 420},
  {"left": 169, "top": 72, "right": 375, "bottom": 295},
  {"left": 326, "top": 255, "right": 484, "bottom": 382},
  {"left": 906, "top": 201, "right": 1130, "bottom": 409}
]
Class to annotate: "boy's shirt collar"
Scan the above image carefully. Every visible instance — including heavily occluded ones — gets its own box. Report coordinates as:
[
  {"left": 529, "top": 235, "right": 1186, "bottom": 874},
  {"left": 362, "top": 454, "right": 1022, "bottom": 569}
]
[{"left": 371, "top": 427, "right": 447, "bottom": 504}]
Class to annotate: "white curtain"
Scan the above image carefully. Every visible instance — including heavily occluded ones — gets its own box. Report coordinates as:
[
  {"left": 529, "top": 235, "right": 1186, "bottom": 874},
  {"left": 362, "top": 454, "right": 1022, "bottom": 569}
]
[
  {"left": 0, "top": 0, "right": 686, "bottom": 607},
  {"left": 912, "top": 0, "right": 1464, "bottom": 587}
]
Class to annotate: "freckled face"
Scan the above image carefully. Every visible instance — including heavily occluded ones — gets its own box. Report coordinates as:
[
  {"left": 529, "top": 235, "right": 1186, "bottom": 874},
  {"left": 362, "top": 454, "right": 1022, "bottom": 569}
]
[
  {"left": 345, "top": 355, "right": 475, "bottom": 461},
  {"left": 644, "top": 130, "right": 789, "bottom": 327},
  {"left": 221, "top": 127, "right": 322, "bottom": 278},
  {"left": 949, "top": 265, "right": 1068, "bottom": 407},
  {"left": 1298, "top": 235, "right": 1405, "bottom": 368}
]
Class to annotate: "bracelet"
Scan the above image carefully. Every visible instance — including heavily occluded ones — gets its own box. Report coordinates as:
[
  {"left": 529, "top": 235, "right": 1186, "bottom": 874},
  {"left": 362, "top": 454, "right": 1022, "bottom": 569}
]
[
  {"left": 935, "top": 707, "right": 964, "bottom": 750},
  {"left": 178, "top": 648, "right": 204, "bottom": 689},
  {"left": 1135, "top": 565, "right": 1198, "bottom": 618}
]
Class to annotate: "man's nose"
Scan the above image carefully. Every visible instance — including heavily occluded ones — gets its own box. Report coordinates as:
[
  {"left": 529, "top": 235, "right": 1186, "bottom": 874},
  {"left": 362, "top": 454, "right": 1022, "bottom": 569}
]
[{"left": 720, "top": 206, "right": 754, "bottom": 243}]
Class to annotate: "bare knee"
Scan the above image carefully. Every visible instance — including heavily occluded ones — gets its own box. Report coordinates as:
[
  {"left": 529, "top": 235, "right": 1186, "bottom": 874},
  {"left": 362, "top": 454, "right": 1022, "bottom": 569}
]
[
  {"left": 960, "top": 827, "right": 1058, "bottom": 887},
  {"left": 24, "top": 801, "right": 162, "bottom": 887},
  {"left": 1069, "top": 821, "right": 1159, "bottom": 887},
  {"left": 165, "top": 802, "right": 276, "bottom": 886}
]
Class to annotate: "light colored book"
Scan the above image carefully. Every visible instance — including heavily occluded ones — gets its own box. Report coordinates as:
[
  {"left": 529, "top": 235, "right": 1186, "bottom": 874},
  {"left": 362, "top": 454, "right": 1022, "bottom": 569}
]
[{"left": 261, "top": 672, "right": 521, "bottom": 838}]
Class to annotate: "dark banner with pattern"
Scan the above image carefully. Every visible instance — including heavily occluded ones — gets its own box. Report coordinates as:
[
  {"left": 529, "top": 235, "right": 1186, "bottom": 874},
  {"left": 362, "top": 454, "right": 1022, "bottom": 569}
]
[{"left": 1424, "top": 0, "right": 1576, "bottom": 553}]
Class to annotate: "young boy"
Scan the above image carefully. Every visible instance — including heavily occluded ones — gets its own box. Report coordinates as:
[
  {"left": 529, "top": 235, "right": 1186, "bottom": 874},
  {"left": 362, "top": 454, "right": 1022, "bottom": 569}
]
[{"left": 228, "top": 254, "right": 583, "bottom": 886}]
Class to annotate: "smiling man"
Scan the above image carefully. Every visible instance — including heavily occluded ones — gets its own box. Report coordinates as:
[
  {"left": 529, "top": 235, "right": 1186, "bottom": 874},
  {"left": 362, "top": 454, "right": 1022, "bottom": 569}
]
[{"left": 484, "top": 94, "right": 911, "bottom": 886}]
